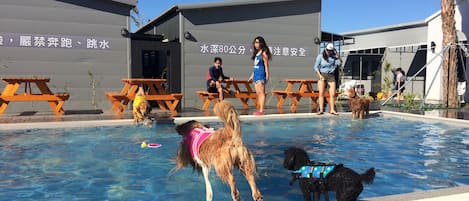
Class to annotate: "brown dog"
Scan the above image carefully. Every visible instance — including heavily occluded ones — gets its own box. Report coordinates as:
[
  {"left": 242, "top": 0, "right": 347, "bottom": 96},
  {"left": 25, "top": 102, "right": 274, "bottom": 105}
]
[
  {"left": 347, "top": 88, "right": 370, "bottom": 119},
  {"left": 133, "top": 87, "right": 152, "bottom": 127},
  {"left": 173, "top": 100, "right": 263, "bottom": 201}
]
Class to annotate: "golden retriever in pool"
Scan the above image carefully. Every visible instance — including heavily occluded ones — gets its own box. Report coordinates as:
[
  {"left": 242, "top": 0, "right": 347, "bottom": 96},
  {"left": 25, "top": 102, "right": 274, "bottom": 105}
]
[
  {"left": 133, "top": 87, "right": 152, "bottom": 127},
  {"left": 172, "top": 100, "right": 263, "bottom": 201}
]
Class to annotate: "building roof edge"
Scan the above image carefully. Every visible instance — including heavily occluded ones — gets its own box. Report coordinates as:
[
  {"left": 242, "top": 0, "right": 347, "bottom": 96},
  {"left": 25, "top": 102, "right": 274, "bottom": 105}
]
[
  {"left": 340, "top": 20, "right": 427, "bottom": 36},
  {"left": 135, "top": 0, "right": 296, "bottom": 33},
  {"left": 110, "top": 0, "right": 136, "bottom": 7}
]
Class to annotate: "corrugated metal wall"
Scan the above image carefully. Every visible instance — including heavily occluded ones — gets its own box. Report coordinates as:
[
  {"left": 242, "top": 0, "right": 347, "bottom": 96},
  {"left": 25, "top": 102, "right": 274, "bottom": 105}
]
[
  {"left": 341, "top": 25, "right": 428, "bottom": 98},
  {"left": 0, "top": 0, "right": 131, "bottom": 113},
  {"left": 180, "top": 0, "right": 321, "bottom": 109}
]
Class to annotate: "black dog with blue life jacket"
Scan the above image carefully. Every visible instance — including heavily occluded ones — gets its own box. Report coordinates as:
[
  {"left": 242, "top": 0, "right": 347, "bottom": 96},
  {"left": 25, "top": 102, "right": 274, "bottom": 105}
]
[{"left": 284, "top": 147, "right": 375, "bottom": 201}]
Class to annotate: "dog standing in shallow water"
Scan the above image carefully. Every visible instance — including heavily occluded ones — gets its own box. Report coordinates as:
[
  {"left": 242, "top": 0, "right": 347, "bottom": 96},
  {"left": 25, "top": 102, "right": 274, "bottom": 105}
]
[
  {"left": 347, "top": 88, "right": 370, "bottom": 119},
  {"left": 283, "top": 147, "right": 375, "bottom": 201},
  {"left": 173, "top": 100, "right": 263, "bottom": 201}
]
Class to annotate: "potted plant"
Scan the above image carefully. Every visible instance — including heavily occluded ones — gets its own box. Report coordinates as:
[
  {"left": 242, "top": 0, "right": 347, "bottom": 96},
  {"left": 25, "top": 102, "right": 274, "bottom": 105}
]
[{"left": 380, "top": 60, "right": 393, "bottom": 99}]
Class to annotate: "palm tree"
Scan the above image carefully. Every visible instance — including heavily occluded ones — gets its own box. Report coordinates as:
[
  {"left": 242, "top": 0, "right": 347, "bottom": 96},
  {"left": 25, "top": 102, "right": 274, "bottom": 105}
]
[{"left": 441, "top": 0, "right": 458, "bottom": 108}]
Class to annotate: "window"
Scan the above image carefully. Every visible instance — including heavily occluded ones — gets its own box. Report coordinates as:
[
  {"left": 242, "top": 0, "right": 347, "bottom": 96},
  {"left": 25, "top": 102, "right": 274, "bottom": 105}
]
[{"left": 344, "top": 55, "right": 383, "bottom": 80}]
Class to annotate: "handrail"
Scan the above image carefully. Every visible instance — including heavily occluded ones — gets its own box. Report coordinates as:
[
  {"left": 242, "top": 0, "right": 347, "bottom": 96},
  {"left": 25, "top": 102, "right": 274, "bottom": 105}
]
[{"left": 381, "top": 45, "right": 451, "bottom": 106}]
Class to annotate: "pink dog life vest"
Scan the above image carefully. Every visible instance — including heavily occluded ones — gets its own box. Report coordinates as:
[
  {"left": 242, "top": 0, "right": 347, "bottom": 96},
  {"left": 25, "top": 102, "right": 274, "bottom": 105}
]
[{"left": 184, "top": 127, "right": 215, "bottom": 160}]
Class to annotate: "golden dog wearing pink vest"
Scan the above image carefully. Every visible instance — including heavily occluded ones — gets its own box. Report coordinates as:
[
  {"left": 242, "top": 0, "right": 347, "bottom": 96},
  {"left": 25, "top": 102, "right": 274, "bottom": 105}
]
[{"left": 172, "top": 101, "right": 263, "bottom": 201}]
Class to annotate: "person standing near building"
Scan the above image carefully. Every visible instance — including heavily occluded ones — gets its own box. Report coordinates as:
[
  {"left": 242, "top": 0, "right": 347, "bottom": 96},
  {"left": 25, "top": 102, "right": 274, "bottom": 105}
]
[
  {"left": 207, "top": 57, "right": 233, "bottom": 101},
  {"left": 393, "top": 67, "right": 406, "bottom": 100},
  {"left": 248, "top": 36, "right": 272, "bottom": 115},
  {"left": 314, "top": 43, "right": 341, "bottom": 115}
]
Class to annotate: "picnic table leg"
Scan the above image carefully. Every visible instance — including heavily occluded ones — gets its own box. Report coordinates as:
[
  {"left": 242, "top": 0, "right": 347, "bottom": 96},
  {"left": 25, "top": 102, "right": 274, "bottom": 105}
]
[
  {"left": 35, "top": 82, "right": 65, "bottom": 116},
  {"left": 0, "top": 100, "right": 9, "bottom": 116},
  {"left": 198, "top": 94, "right": 212, "bottom": 110},
  {"left": 111, "top": 100, "right": 121, "bottom": 111},
  {"left": 274, "top": 94, "right": 287, "bottom": 108},
  {"left": 0, "top": 82, "right": 19, "bottom": 116},
  {"left": 311, "top": 97, "right": 319, "bottom": 112},
  {"left": 115, "top": 101, "right": 129, "bottom": 115},
  {"left": 289, "top": 95, "right": 301, "bottom": 113},
  {"left": 210, "top": 99, "right": 220, "bottom": 109},
  {"left": 240, "top": 98, "right": 249, "bottom": 109},
  {"left": 164, "top": 100, "right": 180, "bottom": 114},
  {"left": 156, "top": 100, "right": 168, "bottom": 111},
  {"left": 50, "top": 100, "right": 66, "bottom": 115},
  {"left": 121, "top": 85, "right": 138, "bottom": 109},
  {"left": 107, "top": 96, "right": 124, "bottom": 112},
  {"left": 43, "top": 100, "right": 65, "bottom": 116},
  {"left": 115, "top": 107, "right": 125, "bottom": 116},
  {"left": 35, "top": 81, "right": 53, "bottom": 94},
  {"left": 202, "top": 100, "right": 211, "bottom": 111},
  {"left": 251, "top": 98, "right": 259, "bottom": 110}
]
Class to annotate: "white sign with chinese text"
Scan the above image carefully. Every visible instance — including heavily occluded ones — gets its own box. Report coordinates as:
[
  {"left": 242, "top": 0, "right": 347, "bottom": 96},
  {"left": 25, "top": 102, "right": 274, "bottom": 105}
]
[
  {"left": 0, "top": 33, "right": 111, "bottom": 50},
  {"left": 199, "top": 42, "right": 310, "bottom": 57}
]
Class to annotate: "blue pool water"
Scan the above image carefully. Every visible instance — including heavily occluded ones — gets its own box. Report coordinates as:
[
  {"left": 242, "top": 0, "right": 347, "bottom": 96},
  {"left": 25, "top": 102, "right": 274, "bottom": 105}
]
[{"left": 1, "top": 116, "right": 469, "bottom": 201}]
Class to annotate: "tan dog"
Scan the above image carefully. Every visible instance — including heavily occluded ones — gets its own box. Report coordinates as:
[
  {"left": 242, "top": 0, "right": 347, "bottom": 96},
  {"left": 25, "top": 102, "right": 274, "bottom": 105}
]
[
  {"left": 133, "top": 87, "right": 152, "bottom": 127},
  {"left": 173, "top": 100, "right": 263, "bottom": 201},
  {"left": 347, "top": 88, "right": 370, "bottom": 119}
]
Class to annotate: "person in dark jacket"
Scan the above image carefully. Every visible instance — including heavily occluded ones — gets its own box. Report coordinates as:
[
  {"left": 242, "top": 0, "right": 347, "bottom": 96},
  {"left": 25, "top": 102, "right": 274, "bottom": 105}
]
[{"left": 206, "top": 57, "right": 233, "bottom": 101}]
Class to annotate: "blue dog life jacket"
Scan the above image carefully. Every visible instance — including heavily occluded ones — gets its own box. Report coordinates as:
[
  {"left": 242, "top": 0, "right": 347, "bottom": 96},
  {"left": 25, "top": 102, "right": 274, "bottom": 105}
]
[{"left": 293, "top": 165, "right": 335, "bottom": 179}]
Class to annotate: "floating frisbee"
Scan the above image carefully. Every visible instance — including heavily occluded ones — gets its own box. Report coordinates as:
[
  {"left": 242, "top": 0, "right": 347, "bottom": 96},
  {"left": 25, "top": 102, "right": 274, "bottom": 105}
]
[
  {"left": 147, "top": 143, "right": 162, "bottom": 148},
  {"left": 141, "top": 141, "right": 162, "bottom": 149}
]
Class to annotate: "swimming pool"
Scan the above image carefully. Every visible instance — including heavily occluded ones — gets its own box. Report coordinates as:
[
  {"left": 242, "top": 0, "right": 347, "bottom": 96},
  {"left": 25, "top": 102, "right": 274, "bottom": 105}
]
[{"left": 1, "top": 115, "right": 468, "bottom": 200}]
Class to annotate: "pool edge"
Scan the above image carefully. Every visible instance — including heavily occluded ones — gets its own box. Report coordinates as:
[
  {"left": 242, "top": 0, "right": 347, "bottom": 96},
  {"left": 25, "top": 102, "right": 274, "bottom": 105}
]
[
  {"left": 0, "top": 119, "right": 134, "bottom": 130},
  {"left": 381, "top": 110, "right": 469, "bottom": 127},
  {"left": 3, "top": 110, "right": 469, "bottom": 130},
  {"left": 363, "top": 185, "right": 469, "bottom": 201}
]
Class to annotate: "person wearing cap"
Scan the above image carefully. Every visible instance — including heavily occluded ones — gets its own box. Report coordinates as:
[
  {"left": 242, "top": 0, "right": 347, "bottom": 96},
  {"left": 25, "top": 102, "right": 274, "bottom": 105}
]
[
  {"left": 313, "top": 43, "right": 341, "bottom": 115},
  {"left": 392, "top": 67, "right": 406, "bottom": 100}
]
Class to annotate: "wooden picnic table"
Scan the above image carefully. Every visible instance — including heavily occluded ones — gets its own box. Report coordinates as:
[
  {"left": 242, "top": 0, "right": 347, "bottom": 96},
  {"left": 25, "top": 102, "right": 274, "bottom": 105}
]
[
  {"left": 197, "top": 79, "right": 258, "bottom": 110},
  {"left": 272, "top": 79, "right": 338, "bottom": 113},
  {"left": 0, "top": 77, "right": 70, "bottom": 116},
  {"left": 105, "top": 78, "right": 183, "bottom": 115}
]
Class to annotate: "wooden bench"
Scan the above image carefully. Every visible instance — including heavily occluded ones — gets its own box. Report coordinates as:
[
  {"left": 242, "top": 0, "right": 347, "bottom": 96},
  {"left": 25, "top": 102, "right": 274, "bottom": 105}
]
[
  {"left": 147, "top": 93, "right": 183, "bottom": 112},
  {"left": 197, "top": 90, "right": 259, "bottom": 110},
  {"left": 0, "top": 77, "right": 70, "bottom": 116},
  {"left": 197, "top": 91, "right": 220, "bottom": 110},
  {"left": 105, "top": 92, "right": 130, "bottom": 113},
  {"left": 272, "top": 90, "right": 289, "bottom": 108},
  {"left": 273, "top": 89, "right": 339, "bottom": 113},
  {"left": 197, "top": 79, "right": 259, "bottom": 111},
  {"left": 106, "top": 91, "right": 183, "bottom": 114},
  {"left": 0, "top": 93, "right": 70, "bottom": 115},
  {"left": 0, "top": 93, "right": 70, "bottom": 101},
  {"left": 106, "top": 79, "right": 184, "bottom": 115}
]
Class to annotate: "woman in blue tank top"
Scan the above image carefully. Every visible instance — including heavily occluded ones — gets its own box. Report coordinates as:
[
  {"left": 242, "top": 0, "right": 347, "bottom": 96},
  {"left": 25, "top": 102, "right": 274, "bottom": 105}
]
[{"left": 248, "top": 36, "right": 272, "bottom": 115}]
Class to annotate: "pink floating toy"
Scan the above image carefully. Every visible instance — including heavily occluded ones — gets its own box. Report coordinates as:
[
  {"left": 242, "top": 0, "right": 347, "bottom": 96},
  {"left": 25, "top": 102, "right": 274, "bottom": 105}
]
[
  {"left": 147, "top": 143, "right": 162, "bottom": 148},
  {"left": 141, "top": 141, "right": 162, "bottom": 149}
]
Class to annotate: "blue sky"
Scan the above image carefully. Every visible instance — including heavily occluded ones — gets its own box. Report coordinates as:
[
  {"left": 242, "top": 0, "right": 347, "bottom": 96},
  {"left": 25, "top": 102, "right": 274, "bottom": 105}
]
[{"left": 133, "top": 0, "right": 441, "bottom": 33}]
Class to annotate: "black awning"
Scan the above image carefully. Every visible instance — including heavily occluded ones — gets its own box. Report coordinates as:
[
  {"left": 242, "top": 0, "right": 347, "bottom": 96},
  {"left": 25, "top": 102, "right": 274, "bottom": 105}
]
[
  {"left": 407, "top": 49, "right": 427, "bottom": 77},
  {"left": 321, "top": 31, "right": 354, "bottom": 44}
]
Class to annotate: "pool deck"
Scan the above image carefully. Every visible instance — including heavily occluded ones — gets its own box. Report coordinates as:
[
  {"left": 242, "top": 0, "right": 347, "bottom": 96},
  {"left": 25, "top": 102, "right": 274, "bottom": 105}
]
[
  {"left": 364, "top": 185, "right": 469, "bottom": 201},
  {"left": 1, "top": 106, "right": 468, "bottom": 200}
]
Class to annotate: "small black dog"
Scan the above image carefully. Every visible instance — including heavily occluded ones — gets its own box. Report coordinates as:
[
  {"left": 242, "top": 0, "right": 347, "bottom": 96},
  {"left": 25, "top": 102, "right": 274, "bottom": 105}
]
[{"left": 283, "top": 147, "right": 375, "bottom": 201}]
